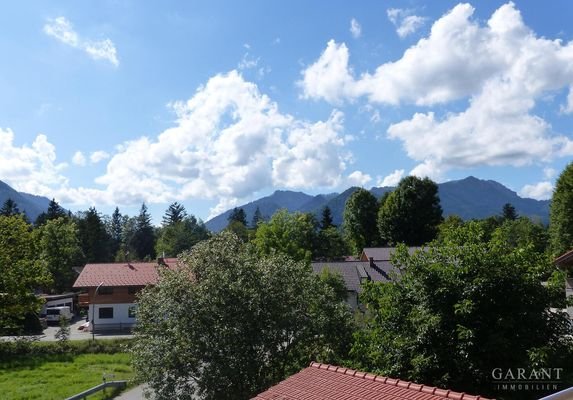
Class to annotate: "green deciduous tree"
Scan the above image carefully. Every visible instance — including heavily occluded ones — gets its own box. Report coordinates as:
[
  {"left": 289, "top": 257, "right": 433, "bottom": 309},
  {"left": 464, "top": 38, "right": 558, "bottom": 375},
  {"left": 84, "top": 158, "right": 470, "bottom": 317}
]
[
  {"left": 351, "top": 222, "right": 571, "bottom": 399},
  {"left": 491, "top": 216, "right": 548, "bottom": 254},
  {"left": 550, "top": 162, "right": 573, "bottom": 256},
  {"left": 377, "top": 176, "right": 443, "bottom": 246},
  {"left": 343, "top": 188, "right": 379, "bottom": 255},
  {"left": 131, "top": 232, "right": 353, "bottom": 400},
  {"left": 36, "top": 218, "right": 84, "bottom": 293},
  {"left": 253, "top": 209, "right": 318, "bottom": 262},
  {"left": 0, "top": 215, "right": 51, "bottom": 333}
]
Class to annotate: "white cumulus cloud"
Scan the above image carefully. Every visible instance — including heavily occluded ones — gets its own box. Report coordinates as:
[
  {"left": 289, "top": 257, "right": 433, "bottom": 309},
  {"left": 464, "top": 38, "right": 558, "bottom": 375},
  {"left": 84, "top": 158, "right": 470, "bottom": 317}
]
[
  {"left": 387, "top": 8, "right": 427, "bottom": 38},
  {"left": 0, "top": 129, "right": 69, "bottom": 195},
  {"left": 520, "top": 181, "right": 554, "bottom": 200},
  {"left": 301, "top": 2, "right": 573, "bottom": 177},
  {"left": 378, "top": 169, "right": 405, "bottom": 187},
  {"left": 350, "top": 18, "right": 362, "bottom": 38},
  {"left": 90, "top": 151, "right": 110, "bottom": 164},
  {"left": 347, "top": 170, "right": 371, "bottom": 186},
  {"left": 44, "top": 17, "right": 119, "bottom": 66},
  {"left": 72, "top": 151, "right": 86, "bottom": 166},
  {"left": 92, "top": 71, "right": 350, "bottom": 213}
]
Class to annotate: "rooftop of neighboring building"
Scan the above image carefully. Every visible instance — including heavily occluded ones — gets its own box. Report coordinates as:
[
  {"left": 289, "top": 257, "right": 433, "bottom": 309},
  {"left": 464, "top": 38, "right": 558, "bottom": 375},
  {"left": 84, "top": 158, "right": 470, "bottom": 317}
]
[
  {"left": 253, "top": 362, "right": 492, "bottom": 400},
  {"left": 73, "top": 258, "right": 177, "bottom": 288}
]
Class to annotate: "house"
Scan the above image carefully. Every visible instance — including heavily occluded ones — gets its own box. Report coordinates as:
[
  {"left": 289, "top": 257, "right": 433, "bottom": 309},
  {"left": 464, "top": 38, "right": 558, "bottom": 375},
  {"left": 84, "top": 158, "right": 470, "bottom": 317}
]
[
  {"left": 554, "top": 249, "right": 573, "bottom": 319},
  {"left": 312, "top": 259, "right": 397, "bottom": 309},
  {"left": 72, "top": 258, "right": 176, "bottom": 332},
  {"left": 313, "top": 247, "right": 419, "bottom": 310},
  {"left": 253, "top": 362, "right": 491, "bottom": 400},
  {"left": 360, "top": 246, "right": 421, "bottom": 262}
]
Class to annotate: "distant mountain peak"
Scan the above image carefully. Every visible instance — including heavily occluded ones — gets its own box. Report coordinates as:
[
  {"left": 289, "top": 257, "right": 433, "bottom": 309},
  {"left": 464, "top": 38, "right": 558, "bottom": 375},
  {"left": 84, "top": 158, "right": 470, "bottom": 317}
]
[{"left": 205, "top": 176, "right": 550, "bottom": 232}]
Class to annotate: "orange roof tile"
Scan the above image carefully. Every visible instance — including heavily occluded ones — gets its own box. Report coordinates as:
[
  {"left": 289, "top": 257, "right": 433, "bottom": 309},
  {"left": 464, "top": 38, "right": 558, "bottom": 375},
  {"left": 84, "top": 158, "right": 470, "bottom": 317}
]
[
  {"left": 253, "top": 362, "right": 493, "bottom": 400},
  {"left": 72, "top": 258, "right": 177, "bottom": 288}
]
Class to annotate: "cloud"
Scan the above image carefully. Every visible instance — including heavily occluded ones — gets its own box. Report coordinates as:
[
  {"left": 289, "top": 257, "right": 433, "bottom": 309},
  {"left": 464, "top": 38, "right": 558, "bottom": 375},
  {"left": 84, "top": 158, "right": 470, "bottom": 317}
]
[
  {"left": 299, "top": 40, "right": 357, "bottom": 104},
  {"left": 0, "top": 129, "right": 69, "bottom": 195},
  {"left": 520, "top": 181, "right": 553, "bottom": 200},
  {"left": 387, "top": 8, "right": 427, "bottom": 38},
  {"left": 92, "top": 71, "right": 350, "bottom": 212},
  {"left": 378, "top": 169, "right": 404, "bottom": 187},
  {"left": 544, "top": 167, "right": 557, "bottom": 179},
  {"left": 238, "top": 53, "right": 259, "bottom": 70},
  {"left": 44, "top": 17, "right": 119, "bottom": 66},
  {"left": 350, "top": 18, "right": 362, "bottom": 38},
  {"left": 301, "top": 2, "right": 573, "bottom": 176},
  {"left": 347, "top": 170, "right": 371, "bottom": 186},
  {"left": 72, "top": 151, "right": 86, "bottom": 166},
  {"left": 89, "top": 151, "right": 110, "bottom": 164}
]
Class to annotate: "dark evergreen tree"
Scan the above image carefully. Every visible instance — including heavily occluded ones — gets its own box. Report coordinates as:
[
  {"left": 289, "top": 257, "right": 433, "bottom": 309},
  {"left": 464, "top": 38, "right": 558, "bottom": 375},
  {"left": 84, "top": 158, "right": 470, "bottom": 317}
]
[
  {"left": 131, "top": 203, "right": 156, "bottom": 260},
  {"left": 228, "top": 207, "right": 247, "bottom": 226},
  {"left": 550, "top": 162, "right": 573, "bottom": 256},
  {"left": 251, "top": 206, "right": 263, "bottom": 228},
  {"left": 162, "top": 202, "right": 187, "bottom": 226},
  {"left": 109, "top": 207, "right": 123, "bottom": 258},
  {"left": 76, "top": 207, "right": 112, "bottom": 263},
  {"left": 0, "top": 198, "right": 20, "bottom": 216},
  {"left": 35, "top": 198, "right": 67, "bottom": 226},
  {"left": 502, "top": 203, "right": 518, "bottom": 221},
  {"left": 320, "top": 206, "right": 334, "bottom": 230},
  {"left": 377, "top": 176, "right": 443, "bottom": 246}
]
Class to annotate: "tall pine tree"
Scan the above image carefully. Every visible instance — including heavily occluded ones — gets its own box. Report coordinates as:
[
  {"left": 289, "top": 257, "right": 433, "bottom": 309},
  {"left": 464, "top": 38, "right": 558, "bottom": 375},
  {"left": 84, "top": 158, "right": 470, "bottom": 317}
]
[
  {"left": 76, "top": 207, "right": 112, "bottom": 263},
  {"left": 0, "top": 199, "right": 20, "bottom": 217},
  {"left": 131, "top": 203, "right": 156, "bottom": 260},
  {"left": 162, "top": 202, "right": 187, "bottom": 226}
]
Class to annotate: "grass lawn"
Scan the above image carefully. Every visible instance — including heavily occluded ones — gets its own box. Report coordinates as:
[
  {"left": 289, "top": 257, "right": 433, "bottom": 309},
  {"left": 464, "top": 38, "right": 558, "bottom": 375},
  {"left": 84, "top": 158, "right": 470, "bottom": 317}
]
[{"left": 0, "top": 352, "right": 134, "bottom": 400}]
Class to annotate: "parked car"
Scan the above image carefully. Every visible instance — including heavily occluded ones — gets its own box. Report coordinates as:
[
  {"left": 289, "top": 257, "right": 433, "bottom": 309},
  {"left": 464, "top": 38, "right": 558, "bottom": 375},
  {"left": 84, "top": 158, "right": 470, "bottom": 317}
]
[{"left": 45, "top": 306, "right": 73, "bottom": 323}]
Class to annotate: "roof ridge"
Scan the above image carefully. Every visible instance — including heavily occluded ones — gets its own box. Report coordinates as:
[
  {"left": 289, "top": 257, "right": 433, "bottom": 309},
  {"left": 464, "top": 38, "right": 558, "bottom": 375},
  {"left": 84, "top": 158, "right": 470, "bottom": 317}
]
[{"left": 309, "top": 362, "right": 491, "bottom": 400}]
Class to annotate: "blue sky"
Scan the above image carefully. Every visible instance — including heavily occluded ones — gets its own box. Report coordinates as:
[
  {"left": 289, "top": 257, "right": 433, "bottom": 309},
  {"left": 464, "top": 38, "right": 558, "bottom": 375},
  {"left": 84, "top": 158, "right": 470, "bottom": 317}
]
[{"left": 1, "top": 1, "right": 573, "bottom": 224}]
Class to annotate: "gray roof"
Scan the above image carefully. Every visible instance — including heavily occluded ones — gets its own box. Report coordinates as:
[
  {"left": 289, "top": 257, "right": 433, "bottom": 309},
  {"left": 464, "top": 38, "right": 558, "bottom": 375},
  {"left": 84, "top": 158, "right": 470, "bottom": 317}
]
[
  {"left": 312, "top": 261, "right": 399, "bottom": 293},
  {"left": 361, "top": 247, "right": 422, "bottom": 261}
]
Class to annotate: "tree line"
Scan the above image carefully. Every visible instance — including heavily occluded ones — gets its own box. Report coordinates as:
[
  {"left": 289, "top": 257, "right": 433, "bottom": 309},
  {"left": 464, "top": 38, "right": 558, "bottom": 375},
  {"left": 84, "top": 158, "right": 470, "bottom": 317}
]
[
  {"left": 0, "top": 199, "right": 209, "bottom": 334},
  {"left": 131, "top": 164, "right": 573, "bottom": 400}
]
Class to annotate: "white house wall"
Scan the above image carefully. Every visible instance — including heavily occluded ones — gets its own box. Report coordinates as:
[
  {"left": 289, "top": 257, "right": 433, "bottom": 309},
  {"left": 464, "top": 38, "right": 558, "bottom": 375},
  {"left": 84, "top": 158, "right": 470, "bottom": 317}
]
[{"left": 88, "top": 303, "right": 137, "bottom": 328}]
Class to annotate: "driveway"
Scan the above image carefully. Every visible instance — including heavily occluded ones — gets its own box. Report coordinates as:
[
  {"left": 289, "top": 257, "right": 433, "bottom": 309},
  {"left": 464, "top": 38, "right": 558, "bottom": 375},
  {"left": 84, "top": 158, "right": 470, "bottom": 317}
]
[{"left": 1, "top": 316, "right": 134, "bottom": 341}]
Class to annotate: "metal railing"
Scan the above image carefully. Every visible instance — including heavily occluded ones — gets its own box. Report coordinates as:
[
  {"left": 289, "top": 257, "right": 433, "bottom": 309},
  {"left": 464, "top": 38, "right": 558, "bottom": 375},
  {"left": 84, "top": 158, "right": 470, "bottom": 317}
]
[{"left": 65, "top": 380, "right": 127, "bottom": 400}]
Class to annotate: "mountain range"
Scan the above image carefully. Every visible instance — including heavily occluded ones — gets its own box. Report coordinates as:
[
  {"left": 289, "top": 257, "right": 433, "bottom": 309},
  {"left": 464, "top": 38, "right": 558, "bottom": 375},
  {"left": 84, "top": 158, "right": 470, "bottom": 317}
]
[
  {"left": 205, "top": 176, "right": 551, "bottom": 232},
  {"left": 0, "top": 180, "right": 52, "bottom": 222}
]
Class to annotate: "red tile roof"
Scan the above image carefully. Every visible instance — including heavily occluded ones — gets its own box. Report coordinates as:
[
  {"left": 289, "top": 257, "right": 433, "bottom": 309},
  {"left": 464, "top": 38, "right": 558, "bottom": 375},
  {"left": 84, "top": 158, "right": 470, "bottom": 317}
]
[
  {"left": 253, "top": 362, "right": 492, "bottom": 400},
  {"left": 73, "top": 258, "right": 177, "bottom": 288}
]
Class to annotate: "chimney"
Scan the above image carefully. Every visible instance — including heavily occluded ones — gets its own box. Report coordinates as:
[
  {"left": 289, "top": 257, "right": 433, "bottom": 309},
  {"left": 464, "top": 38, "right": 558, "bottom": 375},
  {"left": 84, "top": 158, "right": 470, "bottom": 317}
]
[
  {"left": 157, "top": 257, "right": 166, "bottom": 266},
  {"left": 369, "top": 257, "right": 375, "bottom": 268}
]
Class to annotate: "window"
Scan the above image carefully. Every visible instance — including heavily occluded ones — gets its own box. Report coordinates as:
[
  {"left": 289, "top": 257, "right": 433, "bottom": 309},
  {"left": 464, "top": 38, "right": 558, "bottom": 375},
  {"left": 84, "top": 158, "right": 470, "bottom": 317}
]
[
  {"left": 99, "top": 307, "right": 114, "bottom": 319},
  {"left": 128, "top": 305, "right": 137, "bottom": 318},
  {"left": 98, "top": 287, "right": 114, "bottom": 295}
]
